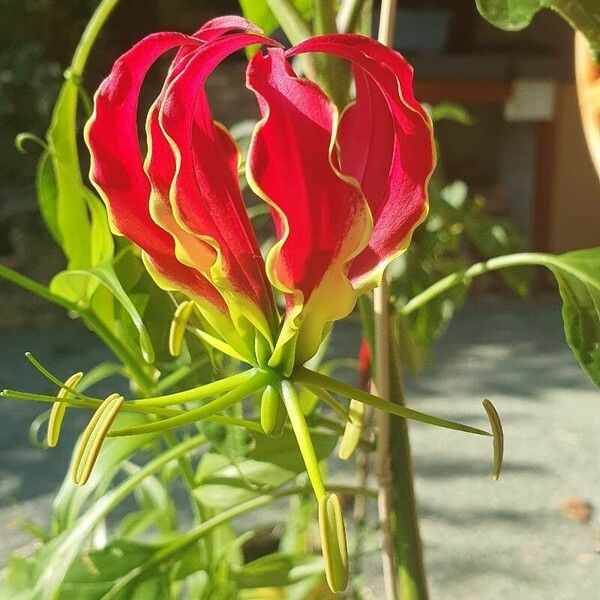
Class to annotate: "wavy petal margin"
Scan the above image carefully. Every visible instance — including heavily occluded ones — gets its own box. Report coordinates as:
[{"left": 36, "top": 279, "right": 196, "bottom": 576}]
[
  {"left": 156, "top": 32, "right": 279, "bottom": 358},
  {"left": 85, "top": 32, "right": 228, "bottom": 320},
  {"left": 289, "top": 34, "right": 435, "bottom": 291},
  {"left": 246, "top": 48, "right": 371, "bottom": 371}
]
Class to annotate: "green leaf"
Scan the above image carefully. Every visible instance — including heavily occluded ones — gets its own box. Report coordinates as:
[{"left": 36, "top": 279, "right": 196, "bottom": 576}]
[
  {"left": 239, "top": 0, "right": 313, "bottom": 42},
  {"left": 475, "top": 0, "right": 600, "bottom": 59},
  {"left": 51, "top": 413, "right": 157, "bottom": 534},
  {"left": 46, "top": 78, "right": 94, "bottom": 268},
  {"left": 240, "top": 0, "right": 279, "bottom": 36},
  {"left": 428, "top": 102, "right": 473, "bottom": 125},
  {"left": 249, "top": 428, "right": 337, "bottom": 473},
  {"left": 465, "top": 206, "right": 532, "bottom": 297},
  {"left": 50, "top": 264, "right": 154, "bottom": 363},
  {"left": 61, "top": 540, "right": 170, "bottom": 600},
  {"left": 195, "top": 430, "right": 337, "bottom": 509},
  {"left": 35, "top": 151, "right": 61, "bottom": 245},
  {"left": 30, "top": 432, "right": 204, "bottom": 600},
  {"left": 0, "top": 555, "right": 37, "bottom": 599},
  {"left": 540, "top": 249, "right": 600, "bottom": 389},
  {"left": 234, "top": 552, "right": 323, "bottom": 588},
  {"left": 33, "top": 0, "right": 117, "bottom": 285},
  {"left": 78, "top": 362, "right": 126, "bottom": 392}
]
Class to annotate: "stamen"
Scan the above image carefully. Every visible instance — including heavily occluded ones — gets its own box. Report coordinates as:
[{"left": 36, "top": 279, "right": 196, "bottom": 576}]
[
  {"left": 338, "top": 398, "right": 365, "bottom": 460},
  {"left": 169, "top": 300, "right": 195, "bottom": 357},
  {"left": 295, "top": 367, "right": 492, "bottom": 437},
  {"left": 483, "top": 399, "right": 504, "bottom": 481},
  {"left": 72, "top": 393, "right": 123, "bottom": 485},
  {"left": 318, "top": 492, "right": 349, "bottom": 593},
  {"left": 47, "top": 371, "right": 84, "bottom": 448},
  {"left": 109, "top": 370, "right": 272, "bottom": 437}
]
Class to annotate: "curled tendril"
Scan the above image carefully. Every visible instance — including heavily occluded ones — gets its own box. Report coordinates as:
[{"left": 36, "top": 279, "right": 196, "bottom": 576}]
[{"left": 14, "top": 132, "right": 48, "bottom": 154}]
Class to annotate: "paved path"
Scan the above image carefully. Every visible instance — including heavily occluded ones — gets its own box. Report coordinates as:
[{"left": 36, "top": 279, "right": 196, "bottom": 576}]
[{"left": 1, "top": 297, "right": 599, "bottom": 598}]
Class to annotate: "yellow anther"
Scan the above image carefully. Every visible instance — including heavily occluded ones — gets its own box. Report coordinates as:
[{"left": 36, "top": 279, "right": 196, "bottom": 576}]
[
  {"left": 169, "top": 300, "right": 195, "bottom": 357},
  {"left": 47, "top": 371, "right": 84, "bottom": 448},
  {"left": 71, "top": 393, "right": 123, "bottom": 486},
  {"left": 483, "top": 399, "right": 504, "bottom": 481},
  {"left": 338, "top": 398, "right": 365, "bottom": 460},
  {"left": 318, "top": 492, "right": 349, "bottom": 593},
  {"left": 260, "top": 385, "right": 286, "bottom": 437}
]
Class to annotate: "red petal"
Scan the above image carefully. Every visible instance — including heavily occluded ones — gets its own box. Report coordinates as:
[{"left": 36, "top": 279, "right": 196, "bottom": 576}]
[
  {"left": 289, "top": 35, "right": 435, "bottom": 289},
  {"left": 85, "top": 32, "right": 225, "bottom": 311},
  {"left": 157, "top": 33, "right": 278, "bottom": 336},
  {"left": 246, "top": 48, "right": 371, "bottom": 365},
  {"left": 193, "top": 15, "right": 262, "bottom": 41}
]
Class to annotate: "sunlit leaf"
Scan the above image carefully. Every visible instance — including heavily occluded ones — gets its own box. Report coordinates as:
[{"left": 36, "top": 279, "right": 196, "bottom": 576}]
[
  {"left": 61, "top": 539, "right": 170, "bottom": 600},
  {"left": 195, "top": 430, "right": 337, "bottom": 509},
  {"left": 234, "top": 552, "right": 323, "bottom": 588},
  {"left": 475, "top": 0, "right": 600, "bottom": 59},
  {"left": 540, "top": 248, "right": 600, "bottom": 388},
  {"left": 51, "top": 264, "right": 154, "bottom": 363},
  {"left": 238, "top": 0, "right": 312, "bottom": 38}
]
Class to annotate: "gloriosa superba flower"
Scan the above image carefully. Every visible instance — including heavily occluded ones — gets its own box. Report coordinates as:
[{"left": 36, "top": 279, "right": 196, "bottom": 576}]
[
  {"left": 4, "top": 16, "right": 502, "bottom": 593},
  {"left": 85, "top": 15, "right": 435, "bottom": 373}
]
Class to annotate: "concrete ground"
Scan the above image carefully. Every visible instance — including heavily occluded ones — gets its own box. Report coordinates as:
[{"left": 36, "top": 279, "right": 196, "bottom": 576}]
[{"left": 1, "top": 296, "right": 599, "bottom": 598}]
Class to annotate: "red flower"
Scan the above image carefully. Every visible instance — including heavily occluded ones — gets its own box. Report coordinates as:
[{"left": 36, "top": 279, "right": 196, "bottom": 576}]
[{"left": 85, "top": 16, "right": 435, "bottom": 371}]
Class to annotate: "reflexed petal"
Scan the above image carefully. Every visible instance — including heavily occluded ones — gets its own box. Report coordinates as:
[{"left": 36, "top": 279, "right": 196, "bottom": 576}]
[
  {"left": 246, "top": 48, "right": 371, "bottom": 370},
  {"left": 289, "top": 35, "right": 435, "bottom": 290},
  {"left": 193, "top": 15, "right": 262, "bottom": 41},
  {"left": 157, "top": 33, "right": 279, "bottom": 348},
  {"left": 85, "top": 32, "right": 226, "bottom": 314}
]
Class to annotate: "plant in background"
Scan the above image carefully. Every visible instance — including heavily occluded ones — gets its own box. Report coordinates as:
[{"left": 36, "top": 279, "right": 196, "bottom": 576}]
[
  {"left": 4, "top": 14, "right": 500, "bottom": 596},
  {"left": 1, "top": 1, "right": 599, "bottom": 599}
]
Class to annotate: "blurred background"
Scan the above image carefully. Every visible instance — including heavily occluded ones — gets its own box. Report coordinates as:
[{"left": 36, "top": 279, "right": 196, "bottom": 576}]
[{"left": 1, "top": 1, "right": 599, "bottom": 598}]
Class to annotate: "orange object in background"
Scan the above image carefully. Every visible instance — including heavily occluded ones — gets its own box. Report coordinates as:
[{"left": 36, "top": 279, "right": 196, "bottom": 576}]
[{"left": 575, "top": 31, "right": 600, "bottom": 179}]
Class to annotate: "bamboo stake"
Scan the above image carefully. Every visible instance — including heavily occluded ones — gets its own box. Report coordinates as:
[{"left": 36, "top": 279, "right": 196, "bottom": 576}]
[
  {"left": 373, "top": 13, "right": 400, "bottom": 587},
  {"left": 373, "top": 278, "right": 398, "bottom": 600},
  {"left": 374, "top": 3, "right": 430, "bottom": 596}
]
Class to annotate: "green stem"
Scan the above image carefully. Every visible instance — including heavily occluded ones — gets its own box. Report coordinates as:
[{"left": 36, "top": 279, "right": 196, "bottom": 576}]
[
  {"left": 265, "top": 0, "right": 317, "bottom": 83},
  {"left": 279, "top": 380, "right": 326, "bottom": 499},
  {"left": 337, "top": 0, "right": 367, "bottom": 33},
  {"left": 266, "top": 0, "right": 312, "bottom": 43},
  {"left": 387, "top": 329, "right": 429, "bottom": 600},
  {"left": 81, "top": 307, "right": 156, "bottom": 395},
  {"left": 312, "top": 0, "right": 350, "bottom": 107},
  {"left": 400, "top": 253, "right": 549, "bottom": 317},
  {"left": 0, "top": 264, "right": 74, "bottom": 312},
  {"left": 294, "top": 367, "right": 491, "bottom": 437},
  {"left": 301, "top": 382, "right": 350, "bottom": 422},
  {"left": 132, "top": 368, "right": 256, "bottom": 407},
  {"left": 0, "top": 263, "right": 155, "bottom": 393},
  {"left": 314, "top": 0, "right": 338, "bottom": 35},
  {"left": 32, "top": 433, "right": 208, "bottom": 597},
  {"left": 104, "top": 483, "right": 376, "bottom": 598},
  {"left": 109, "top": 371, "right": 272, "bottom": 436},
  {"left": 70, "top": 0, "right": 120, "bottom": 75}
]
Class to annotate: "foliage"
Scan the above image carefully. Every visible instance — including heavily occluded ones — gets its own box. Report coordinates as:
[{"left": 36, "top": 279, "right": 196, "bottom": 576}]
[
  {"left": 0, "top": 0, "right": 600, "bottom": 599},
  {"left": 475, "top": 0, "right": 600, "bottom": 59},
  {"left": 389, "top": 104, "right": 532, "bottom": 366}
]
